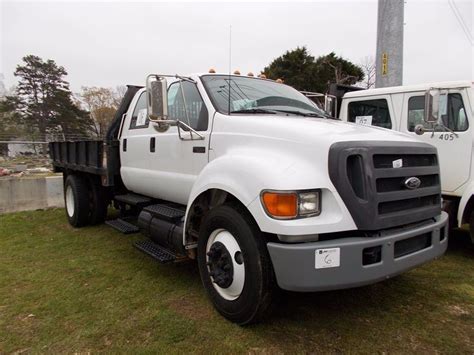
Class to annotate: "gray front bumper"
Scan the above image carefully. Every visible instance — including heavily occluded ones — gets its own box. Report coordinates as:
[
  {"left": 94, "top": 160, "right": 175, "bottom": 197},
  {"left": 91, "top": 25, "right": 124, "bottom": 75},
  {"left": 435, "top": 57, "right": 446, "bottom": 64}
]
[{"left": 267, "top": 212, "right": 448, "bottom": 292}]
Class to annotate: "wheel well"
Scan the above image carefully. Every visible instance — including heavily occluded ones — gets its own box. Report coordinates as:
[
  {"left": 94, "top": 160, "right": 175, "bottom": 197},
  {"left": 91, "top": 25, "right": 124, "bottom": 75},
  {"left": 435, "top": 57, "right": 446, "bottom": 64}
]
[
  {"left": 185, "top": 189, "right": 257, "bottom": 245},
  {"left": 461, "top": 195, "right": 474, "bottom": 225}
]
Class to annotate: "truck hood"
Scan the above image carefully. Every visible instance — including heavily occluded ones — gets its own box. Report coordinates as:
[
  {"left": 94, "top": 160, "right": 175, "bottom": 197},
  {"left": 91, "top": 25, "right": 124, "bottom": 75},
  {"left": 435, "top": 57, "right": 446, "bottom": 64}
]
[{"left": 215, "top": 113, "right": 420, "bottom": 145}]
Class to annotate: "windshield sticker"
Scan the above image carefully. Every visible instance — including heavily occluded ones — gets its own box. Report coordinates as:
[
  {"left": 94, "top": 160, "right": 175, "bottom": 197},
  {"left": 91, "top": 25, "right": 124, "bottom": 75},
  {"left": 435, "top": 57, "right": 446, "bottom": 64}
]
[
  {"left": 232, "top": 99, "right": 257, "bottom": 111},
  {"left": 136, "top": 109, "right": 147, "bottom": 126},
  {"left": 355, "top": 116, "right": 373, "bottom": 126}
]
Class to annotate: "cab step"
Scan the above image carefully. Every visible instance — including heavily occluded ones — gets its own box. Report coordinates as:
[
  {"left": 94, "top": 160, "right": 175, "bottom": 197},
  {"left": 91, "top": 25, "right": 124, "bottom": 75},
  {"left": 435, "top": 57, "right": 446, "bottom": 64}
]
[
  {"left": 105, "top": 218, "right": 140, "bottom": 234},
  {"left": 115, "top": 193, "right": 152, "bottom": 207},
  {"left": 143, "top": 204, "right": 185, "bottom": 222},
  {"left": 134, "top": 240, "right": 177, "bottom": 263}
]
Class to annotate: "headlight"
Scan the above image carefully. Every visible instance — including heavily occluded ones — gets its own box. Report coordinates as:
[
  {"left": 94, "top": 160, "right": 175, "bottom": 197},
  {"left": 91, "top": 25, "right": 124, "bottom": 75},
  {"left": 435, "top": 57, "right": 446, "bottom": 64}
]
[
  {"left": 298, "top": 191, "right": 320, "bottom": 216},
  {"left": 261, "top": 189, "right": 321, "bottom": 219}
]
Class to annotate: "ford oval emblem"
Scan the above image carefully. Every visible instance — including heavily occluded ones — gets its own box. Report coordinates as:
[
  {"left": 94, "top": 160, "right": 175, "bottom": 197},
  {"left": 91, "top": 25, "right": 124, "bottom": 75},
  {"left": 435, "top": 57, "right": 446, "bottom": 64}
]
[{"left": 404, "top": 177, "right": 421, "bottom": 189}]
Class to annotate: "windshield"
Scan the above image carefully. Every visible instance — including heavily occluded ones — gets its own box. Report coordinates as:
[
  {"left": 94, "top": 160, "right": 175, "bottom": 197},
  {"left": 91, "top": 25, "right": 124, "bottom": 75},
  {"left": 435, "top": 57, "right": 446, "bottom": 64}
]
[{"left": 201, "top": 75, "right": 328, "bottom": 117}]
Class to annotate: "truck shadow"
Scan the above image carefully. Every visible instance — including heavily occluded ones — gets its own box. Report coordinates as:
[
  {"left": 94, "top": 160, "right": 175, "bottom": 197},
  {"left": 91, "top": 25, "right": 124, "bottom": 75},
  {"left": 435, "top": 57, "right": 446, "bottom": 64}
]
[
  {"left": 131, "top": 225, "right": 473, "bottom": 329},
  {"left": 446, "top": 228, "right": 474, "bottom": 255},
  {"left": 264, "top": 229, "right": 473, "bottom": 327}
]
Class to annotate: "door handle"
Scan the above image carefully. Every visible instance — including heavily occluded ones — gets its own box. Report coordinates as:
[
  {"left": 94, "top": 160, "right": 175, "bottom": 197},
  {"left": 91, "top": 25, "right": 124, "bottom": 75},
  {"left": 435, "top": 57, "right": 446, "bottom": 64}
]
[
  {"left": 123, "top": 139, "right": 127, "bottom": 152},
  {"left": 150, "top": 137, "right": 156, "bottom": 152},
  {"left": 193, "top": 146, "right": 206, "bottom": 153}
]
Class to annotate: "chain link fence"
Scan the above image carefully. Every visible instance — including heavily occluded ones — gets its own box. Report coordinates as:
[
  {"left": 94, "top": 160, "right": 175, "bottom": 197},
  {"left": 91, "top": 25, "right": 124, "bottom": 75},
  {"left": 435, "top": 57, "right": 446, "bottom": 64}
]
[{"left": 0, "top": 132, "right": 103, "bottom": 177}]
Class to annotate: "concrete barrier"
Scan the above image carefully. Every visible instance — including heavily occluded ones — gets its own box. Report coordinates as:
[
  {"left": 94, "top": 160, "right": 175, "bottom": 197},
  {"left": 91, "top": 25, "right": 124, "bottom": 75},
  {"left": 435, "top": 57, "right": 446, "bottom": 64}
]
[{"left": 0, "top": 175, "right": 64, "bottom": 213}]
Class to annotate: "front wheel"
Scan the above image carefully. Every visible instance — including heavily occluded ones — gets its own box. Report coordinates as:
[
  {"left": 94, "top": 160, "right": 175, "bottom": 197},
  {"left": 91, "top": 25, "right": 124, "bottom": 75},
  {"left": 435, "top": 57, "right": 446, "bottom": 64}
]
[{"left": 197, "top": 204, "right": 276, "bottom": 325}]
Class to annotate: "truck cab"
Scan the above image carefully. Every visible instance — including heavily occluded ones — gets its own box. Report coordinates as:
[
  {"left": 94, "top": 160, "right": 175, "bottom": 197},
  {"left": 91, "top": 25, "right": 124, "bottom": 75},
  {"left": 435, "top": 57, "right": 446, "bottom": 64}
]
[
  {"left": 339, "top": 81, "right": 474, "bottom": 241},
  {"left": 50, "top": 73, "right": 448, "bottom": 324}
]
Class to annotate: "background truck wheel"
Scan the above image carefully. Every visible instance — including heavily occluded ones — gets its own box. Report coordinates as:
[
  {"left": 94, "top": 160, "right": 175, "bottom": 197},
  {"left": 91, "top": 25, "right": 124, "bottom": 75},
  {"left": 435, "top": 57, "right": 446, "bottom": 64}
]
[
  {"left": 64, "top": 174, "right": 91, "bottom": 228},
  {"left": 469, "top": 211, "right": 474, "bottom": 243},
  {"left": 197, "top": 203, "right": 276, "bottom": 325},
  {"left": 88, "top": 176, "right": 109, "bottom": 225},
  {"left": 442, "top": 199, "right": 457, "bottom": 236}
]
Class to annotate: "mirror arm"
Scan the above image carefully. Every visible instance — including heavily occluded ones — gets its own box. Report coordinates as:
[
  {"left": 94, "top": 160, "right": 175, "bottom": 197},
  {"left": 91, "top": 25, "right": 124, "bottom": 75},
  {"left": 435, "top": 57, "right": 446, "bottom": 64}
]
[
  {"left": 148, "top": 73, "right": 195, "bottom": 83},
  {"left": 176, "top": 75, "right": 197, "bottom": 84},
  {"left": 430, "top": 123, "right": 459, "bottom": 138},
  {"left": 149, "top": 118, "right": 204, "bottom": 140},
  {"left": 176, "top": 120, "right": 205, "bottom": 140}
]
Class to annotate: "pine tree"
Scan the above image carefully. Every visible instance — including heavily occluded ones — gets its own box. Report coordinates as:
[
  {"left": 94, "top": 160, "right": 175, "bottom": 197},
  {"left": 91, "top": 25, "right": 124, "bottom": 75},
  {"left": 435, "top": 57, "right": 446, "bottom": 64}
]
[
  {"left": 262, "top": 47, "right": 364, "bottom": 93},
  {"left": 13, "top": 55, "right": 93, "bottom": 142}
]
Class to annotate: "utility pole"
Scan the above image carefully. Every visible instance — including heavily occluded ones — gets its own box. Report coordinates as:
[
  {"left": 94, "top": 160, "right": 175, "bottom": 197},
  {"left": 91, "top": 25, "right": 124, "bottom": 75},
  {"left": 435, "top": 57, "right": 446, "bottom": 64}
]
[{"left": 375, "top": 0, "right": 404, "bottom": 88}]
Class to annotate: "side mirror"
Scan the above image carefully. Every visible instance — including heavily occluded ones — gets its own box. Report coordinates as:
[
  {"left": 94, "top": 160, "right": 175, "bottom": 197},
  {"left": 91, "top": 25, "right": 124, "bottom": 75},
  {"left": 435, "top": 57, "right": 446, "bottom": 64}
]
[
  {"left": 324, "top": 95, "right": 336, "bottom": 117},
  {"left": 424, "top": 89, "right": 439, "bottom": 123},
  {"left": 424, "top": 89, "right": 448, "bottom": 123},
  {"left": 146, "top": 75, "right": 169, "bottom": 130}
]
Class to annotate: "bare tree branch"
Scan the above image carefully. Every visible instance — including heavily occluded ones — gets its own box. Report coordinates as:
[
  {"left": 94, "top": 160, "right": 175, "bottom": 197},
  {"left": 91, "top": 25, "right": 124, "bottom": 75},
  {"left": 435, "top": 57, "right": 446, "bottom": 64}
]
[{"left": 357, "top": 56, "right": 376, "bottom": 89}]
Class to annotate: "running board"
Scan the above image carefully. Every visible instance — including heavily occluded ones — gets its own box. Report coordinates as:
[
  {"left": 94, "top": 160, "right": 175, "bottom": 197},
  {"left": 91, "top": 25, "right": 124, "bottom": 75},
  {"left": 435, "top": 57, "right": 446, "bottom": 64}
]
[
  {"left": 105, "top": 218, "right": 140, "bottom": 234},
  {"left": 134, "top": 240, "right": 177, "bottom": 263},
  {"left": 142, "top": 204, "right": 185, "bottom": 222},
  {"left": 114, "top": 193, "right": 152, "bottom": 207}
]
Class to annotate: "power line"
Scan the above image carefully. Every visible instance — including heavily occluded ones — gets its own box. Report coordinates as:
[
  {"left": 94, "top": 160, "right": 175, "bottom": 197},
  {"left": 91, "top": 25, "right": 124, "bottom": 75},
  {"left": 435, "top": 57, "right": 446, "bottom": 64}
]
[{"left": 448, "top": 0, "right": 474, "bottom": 46}]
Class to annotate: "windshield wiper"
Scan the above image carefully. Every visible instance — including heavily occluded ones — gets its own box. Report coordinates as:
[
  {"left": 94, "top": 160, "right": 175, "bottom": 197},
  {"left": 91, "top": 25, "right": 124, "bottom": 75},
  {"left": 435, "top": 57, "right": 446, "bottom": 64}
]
[
  {"left": 230, "top": 108, "right": 277, "bottom": 114},
  {"left": 271, "top": 109, "right": 325, "bottom": 118},
  {"left": 271, "top": 109, "right": 340, "bottom": 120}
]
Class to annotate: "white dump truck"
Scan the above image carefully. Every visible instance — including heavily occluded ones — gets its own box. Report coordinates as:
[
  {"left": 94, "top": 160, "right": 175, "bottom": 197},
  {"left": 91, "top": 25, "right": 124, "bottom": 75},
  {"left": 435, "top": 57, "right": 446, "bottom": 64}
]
[
  {"left": 50, "top": 73, "right": 448, "bottom": 324},
  {"left": 339, "top": 81, "right": 474, "bottom": 242}
]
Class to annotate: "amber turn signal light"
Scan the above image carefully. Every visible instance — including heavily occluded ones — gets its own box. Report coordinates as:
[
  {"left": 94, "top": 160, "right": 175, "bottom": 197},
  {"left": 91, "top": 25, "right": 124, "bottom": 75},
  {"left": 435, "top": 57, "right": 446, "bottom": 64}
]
[{"left": 261, "top": 192, "right": 298, "bottom": 219}]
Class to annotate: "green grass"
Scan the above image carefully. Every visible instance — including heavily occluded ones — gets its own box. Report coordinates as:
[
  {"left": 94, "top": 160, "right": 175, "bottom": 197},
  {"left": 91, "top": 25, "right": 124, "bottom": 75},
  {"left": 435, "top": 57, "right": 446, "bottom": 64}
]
[{"left": 1, "top": 209, "right": 473, "bottom": 353}]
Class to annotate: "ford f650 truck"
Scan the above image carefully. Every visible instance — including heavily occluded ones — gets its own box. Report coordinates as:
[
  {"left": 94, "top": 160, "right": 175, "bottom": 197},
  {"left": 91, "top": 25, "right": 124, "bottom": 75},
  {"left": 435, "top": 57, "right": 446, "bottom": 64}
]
[
  {"left": 339, "top": 81, "right": 474, "bottom": 242},
  {"left": 49, "top": 73, "right": 448, "bottom": 324}
]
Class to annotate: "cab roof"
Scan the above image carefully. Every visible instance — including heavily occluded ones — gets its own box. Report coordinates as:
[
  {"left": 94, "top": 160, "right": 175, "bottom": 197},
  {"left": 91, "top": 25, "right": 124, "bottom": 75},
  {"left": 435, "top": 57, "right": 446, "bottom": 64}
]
[{"left": 343, "top": 80, "right": 472, "bottom": 98}]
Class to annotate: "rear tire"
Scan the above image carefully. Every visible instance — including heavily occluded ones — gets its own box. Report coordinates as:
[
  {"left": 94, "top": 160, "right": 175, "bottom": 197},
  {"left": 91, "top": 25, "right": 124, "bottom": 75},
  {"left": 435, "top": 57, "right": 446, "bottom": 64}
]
[
  {"left": 197, "top": 203, "right": 276, "bottom": 325},
  {"left": 88, "top": 176, "right": 109, "bottom": 225},
  {"left": 64, "top": 174, "right": 90, "bottom": 228}
]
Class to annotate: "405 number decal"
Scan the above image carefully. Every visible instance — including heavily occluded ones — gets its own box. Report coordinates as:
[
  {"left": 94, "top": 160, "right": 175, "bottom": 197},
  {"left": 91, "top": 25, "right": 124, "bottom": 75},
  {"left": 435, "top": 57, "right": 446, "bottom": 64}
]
[{"left": 437, "top": 133, "right": 456, "bottom": 141}]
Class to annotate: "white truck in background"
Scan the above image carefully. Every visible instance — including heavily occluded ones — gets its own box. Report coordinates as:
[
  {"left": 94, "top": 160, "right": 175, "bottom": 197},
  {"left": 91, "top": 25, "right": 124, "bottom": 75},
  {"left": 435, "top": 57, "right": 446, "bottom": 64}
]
[
  {"left": 50, "top": 73, "right": 448, "bottom": 324},
  {"left": 338, "top": 81, "right": 474, "bottom": 242}
]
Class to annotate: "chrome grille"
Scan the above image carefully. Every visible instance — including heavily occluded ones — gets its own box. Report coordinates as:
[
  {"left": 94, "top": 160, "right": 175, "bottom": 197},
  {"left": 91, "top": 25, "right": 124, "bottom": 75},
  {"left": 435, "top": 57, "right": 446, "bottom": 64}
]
[{"left": 329, "top": 141, "right": 441, "bottom": 230}]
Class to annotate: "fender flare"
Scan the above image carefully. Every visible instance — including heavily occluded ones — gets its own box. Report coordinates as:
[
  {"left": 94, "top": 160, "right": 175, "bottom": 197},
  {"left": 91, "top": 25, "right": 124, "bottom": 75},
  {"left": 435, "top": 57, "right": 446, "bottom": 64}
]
[
  {"left": 457, "top": 181, "right": 474, "bottom": 228},
  {"left": 182, "top": 153, "right": 297, "bottom": 244}
]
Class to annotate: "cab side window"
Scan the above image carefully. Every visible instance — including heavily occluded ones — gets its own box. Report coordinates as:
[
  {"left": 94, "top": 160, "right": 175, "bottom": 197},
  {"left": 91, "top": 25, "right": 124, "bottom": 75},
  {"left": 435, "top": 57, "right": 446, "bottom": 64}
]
[
  {"left": 348, "top": 99, "right": 392, "bottom": 129},
  {"left": 129, "top": 92, "right": 149, "bottom": 129},
  {"left": 168, "top": 81, "right": 208, "bottom": 131},
  {"left": 407, "top": 94, "right": 468, "bottom": 132}
]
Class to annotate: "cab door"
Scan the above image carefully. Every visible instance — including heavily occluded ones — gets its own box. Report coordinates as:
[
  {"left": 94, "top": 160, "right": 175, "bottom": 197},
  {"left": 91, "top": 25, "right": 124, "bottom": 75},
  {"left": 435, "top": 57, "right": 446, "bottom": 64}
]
[
  {"left": 120, "top": 81, "right": 211, "bottom": 206},
  {"left": 400, "top": 90, "right": 472, "bottom": 193}
]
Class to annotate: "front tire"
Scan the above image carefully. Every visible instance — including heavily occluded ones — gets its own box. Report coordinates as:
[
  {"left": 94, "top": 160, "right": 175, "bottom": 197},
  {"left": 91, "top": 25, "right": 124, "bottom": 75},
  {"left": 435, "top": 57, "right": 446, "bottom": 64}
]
[
  {"left": 64, "top": 174, "right": 90, "bottom": 228},
  {"left": 197, "top": 204, "right": 276, "bottom": 325}
]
